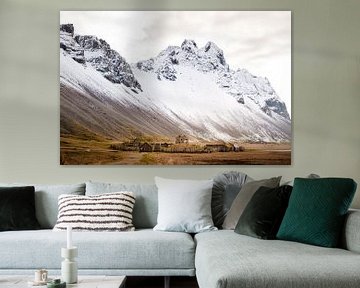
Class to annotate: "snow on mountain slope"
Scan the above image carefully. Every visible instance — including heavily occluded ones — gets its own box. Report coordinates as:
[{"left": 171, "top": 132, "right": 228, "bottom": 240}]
[
  {"left": 60, "top": 25, "right": 291, "bottom": 143},
  {"left": 132, "top": 66, "right": 290, "bottom": 142},
  {"left": 60, "top": 52, "right": 186, "bottom": 139}
]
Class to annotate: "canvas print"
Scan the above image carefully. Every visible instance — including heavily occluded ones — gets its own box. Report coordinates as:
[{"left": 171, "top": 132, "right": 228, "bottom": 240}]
[{"left": 60, "top": 11, "right": 291, "bottom": 165}]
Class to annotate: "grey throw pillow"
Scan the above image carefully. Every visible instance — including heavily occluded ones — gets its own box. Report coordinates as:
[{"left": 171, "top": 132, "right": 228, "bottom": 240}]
[
  {"left": 212, "top": 171, "right": 252, "bottom": 228},
  {"left": 154, "top": 177, "right": 217, "bottom": 233},
  {"left": 222, "top": 176, "right": 281, "bottom": 230}
]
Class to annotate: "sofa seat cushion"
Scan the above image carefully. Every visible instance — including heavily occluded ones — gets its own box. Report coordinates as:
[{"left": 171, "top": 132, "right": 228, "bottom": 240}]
[
  {"left": 195, "top": 230, "right": 360, "bottom": 288},
  {"left": 0, "top": 229, "right": 195, "bottom": 270}
]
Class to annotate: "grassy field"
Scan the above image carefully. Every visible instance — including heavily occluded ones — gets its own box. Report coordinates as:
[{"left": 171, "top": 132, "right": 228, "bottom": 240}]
[{"left": 60, "top": 135, "right": 291, "bottom": 165}]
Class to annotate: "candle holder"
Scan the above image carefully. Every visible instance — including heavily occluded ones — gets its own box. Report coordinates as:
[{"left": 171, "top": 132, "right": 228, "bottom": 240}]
[{"left": 61, "top": 247, "right": 78, "bottom": 284}]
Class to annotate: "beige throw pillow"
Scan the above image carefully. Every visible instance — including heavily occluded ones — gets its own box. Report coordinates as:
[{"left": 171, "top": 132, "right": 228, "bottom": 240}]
[{"left": 222, "top": 177, "right": 281, "bottom": 230}]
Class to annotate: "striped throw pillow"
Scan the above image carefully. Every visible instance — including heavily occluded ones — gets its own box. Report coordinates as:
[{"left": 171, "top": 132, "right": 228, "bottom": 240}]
[{"left": 53, "top": 192, "right": 136, "bottom": 231}]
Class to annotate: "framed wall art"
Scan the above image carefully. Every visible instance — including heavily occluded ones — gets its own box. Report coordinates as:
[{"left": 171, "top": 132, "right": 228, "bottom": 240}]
[{"left": 60, "top": 11, "right": 291, "bottom": 165}]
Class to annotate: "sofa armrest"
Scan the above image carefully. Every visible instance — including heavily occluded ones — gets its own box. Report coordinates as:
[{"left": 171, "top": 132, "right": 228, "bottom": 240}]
[{"left": 342, "top": 209, "right": 360, "bottom": 253}]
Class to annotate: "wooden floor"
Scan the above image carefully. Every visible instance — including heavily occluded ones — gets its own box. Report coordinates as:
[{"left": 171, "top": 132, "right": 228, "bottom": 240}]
[{"left": 126, "top": 276, "right": 199, "bottom": 288}]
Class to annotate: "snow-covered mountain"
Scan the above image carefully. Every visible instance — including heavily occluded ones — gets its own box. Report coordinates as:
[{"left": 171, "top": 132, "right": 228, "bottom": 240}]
[
  {"left": 60, "top": 24, "right": 291, "bottom": 143},
  {"left": 135, "top": 39, "right": 290, "bottom": 120}
]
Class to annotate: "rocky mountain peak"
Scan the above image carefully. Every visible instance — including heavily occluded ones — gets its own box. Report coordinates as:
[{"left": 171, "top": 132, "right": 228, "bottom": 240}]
[
  {"left": 158, "top": 46, "right": 181, "bottom": 61},
  {"left": 74, "top": 35, "right": 110, "bottom": 51},
  {"left": 204, "top": 41, "right": 225, "bottom": 65},
  {"left": 181, "top": 39, "right": 198, "bottom": 53},
  {"left": 60, "top": 24, "right": 85, "bottom": 64},
  {"left": 60, "top": 24, "right": 74, "bottom": 36},
  {"left": 60, "top": 24, "right": 142, "bottom": 93}
]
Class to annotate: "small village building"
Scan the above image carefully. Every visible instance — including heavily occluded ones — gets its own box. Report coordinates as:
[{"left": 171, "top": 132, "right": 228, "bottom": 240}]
[
  {"left": 161, "top": 143, "right": 171, "bottom": 148},
  {"left": 205, "top": 143, "right": 229, "bottom": 152},
  {"left": 153, "top": 143, "right": 161, "bottom": 152},
  {"left": 139, "top": 142, "right": 152, "bottom": 152}
]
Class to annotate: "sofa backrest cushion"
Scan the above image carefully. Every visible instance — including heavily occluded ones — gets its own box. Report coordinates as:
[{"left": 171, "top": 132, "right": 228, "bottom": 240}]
[
  {"left": 0, "top": 183, "right": 86, "bottom": 229},
  {"left": 86, "top": 181, "right": 158, "bottom": 229},
  {"left": 342, "top": 209, "right": 360, "bottom": 253}
]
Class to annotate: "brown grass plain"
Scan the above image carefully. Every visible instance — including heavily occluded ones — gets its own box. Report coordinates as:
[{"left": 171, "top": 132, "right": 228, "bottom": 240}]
[{"left": 60, "top": 135, "right": 291, "bottom": 165}]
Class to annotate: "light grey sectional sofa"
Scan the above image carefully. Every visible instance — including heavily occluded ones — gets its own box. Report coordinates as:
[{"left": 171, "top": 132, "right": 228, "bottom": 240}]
[
  {"left": 195, "top": 220, "right": 360, "bottom": 288},
  {"left": 1, "top": 181, "right": 360, "bottom": 288}
]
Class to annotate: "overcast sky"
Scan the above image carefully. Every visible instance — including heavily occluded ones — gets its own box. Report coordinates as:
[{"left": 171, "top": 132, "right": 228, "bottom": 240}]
[{"left": 60, "top": 11, "right": 291, "bottom": 114}]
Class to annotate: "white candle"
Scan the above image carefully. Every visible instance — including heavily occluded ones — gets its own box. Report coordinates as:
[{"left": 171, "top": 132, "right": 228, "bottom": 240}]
[{"left": 67, "top": 225, "right": 72, "bottom": 249}]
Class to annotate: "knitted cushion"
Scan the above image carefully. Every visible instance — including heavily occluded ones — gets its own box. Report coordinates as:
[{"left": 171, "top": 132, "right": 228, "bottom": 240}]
[{"left": 53, "top": 192, "right": 135, "bottom": 231}]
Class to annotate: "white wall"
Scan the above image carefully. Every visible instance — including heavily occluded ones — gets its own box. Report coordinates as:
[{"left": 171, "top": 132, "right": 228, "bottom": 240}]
[{"left": 0, "top": 0, "right": 359, "bottom": 207}]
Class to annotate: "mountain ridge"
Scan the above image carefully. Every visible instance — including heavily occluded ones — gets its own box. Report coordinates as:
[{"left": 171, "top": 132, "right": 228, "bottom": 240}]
[
  {"left": 135, "top": 38, "right": 290, "bottom": 120},
  {"left": 60, "top": 24, "right": 291, "bottom": 143}
]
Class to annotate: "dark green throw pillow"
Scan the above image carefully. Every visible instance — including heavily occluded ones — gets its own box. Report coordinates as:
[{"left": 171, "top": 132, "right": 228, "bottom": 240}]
[
  {"left": 0, "top": 186, "right": 41, "bottom": 231},
  {"left": 235, "top": 185, "right": 292, "bottom": 239},
  {"left": 277, "top": 178, "right": 357, "bottom": 247}
]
